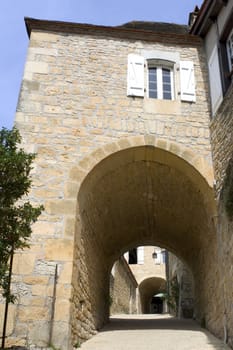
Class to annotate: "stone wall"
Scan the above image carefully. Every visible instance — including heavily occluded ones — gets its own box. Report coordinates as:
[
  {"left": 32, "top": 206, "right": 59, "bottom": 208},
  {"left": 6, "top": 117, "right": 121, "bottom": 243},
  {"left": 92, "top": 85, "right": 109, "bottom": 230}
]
[
  {"left": 110, "top": 257, "right": 138, "bottom": 315},
  {"left": 0, "top": 19, "right": 223, "bottom": 349},
  {"left": 209, "top": 84, "right": 233, "bottom": 348},
  {"left": 168, "top": 253, "right": 194, "bottom": 319},
  {"left": 210, "top": 85, "right": 233, "bottom": 195},
  {"left": 129, "top": 246, "right": 166, "bottom": 284}
]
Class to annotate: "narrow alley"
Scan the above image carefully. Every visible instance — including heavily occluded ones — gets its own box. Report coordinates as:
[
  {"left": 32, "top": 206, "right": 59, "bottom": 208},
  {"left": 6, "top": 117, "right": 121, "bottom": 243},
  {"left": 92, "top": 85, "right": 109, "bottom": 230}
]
[{"left": 80, "top": 314, "right": 230, "bottom": 350}]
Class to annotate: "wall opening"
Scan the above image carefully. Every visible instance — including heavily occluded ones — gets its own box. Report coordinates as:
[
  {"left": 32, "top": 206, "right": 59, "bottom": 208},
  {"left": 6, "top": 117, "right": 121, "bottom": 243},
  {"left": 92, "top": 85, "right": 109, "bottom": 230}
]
[
  {"left": 150, "top": 296, "right": 163, "bottom": 314},
  {"left": 71, "top": 145, "right": 219, "bottom": 344}
]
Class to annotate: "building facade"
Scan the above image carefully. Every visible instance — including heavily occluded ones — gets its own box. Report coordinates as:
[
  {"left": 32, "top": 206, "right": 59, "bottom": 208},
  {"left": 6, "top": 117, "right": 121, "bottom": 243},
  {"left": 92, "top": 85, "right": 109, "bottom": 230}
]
[
  {"left": 110, "top": 256, "right": 138, "bottom": 315},
  {"left": 191, "top": 0, "right": 233, "bottom": 347},
  {"left": 0, "top": 1, "right": 232, "bottom": 348},
  {"left": 126, "top": 246, "right": 167, "bottom": 313}
]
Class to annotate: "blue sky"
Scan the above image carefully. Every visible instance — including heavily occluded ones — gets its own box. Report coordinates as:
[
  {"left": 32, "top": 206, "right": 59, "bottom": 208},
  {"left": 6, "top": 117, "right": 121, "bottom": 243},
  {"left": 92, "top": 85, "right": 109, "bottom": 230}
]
[{"left": 0, "top": 0, "right": 203, "bottom": 129}]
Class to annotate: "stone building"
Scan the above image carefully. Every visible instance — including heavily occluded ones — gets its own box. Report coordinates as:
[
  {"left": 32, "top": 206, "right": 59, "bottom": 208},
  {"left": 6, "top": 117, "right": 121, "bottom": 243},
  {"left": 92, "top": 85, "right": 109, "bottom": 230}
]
[
  {"left": 190, "top": 0, "right": 233, "bottom": 347},
  {"left": 126, "top": 246, "right": 167, "bottom": 314},
  {"left": 0, "top": 0, "right": 232, "bottom": 348}
]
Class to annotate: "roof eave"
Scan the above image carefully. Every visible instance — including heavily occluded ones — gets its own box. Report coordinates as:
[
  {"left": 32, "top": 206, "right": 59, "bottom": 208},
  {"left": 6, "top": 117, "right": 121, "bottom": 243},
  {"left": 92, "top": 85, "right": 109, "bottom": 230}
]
[
  {"left": 190, "top": 0, "right": 228, "bottom": 36},
  {"left": 24, "top": 17, "right": 202, "bottom": 45}
]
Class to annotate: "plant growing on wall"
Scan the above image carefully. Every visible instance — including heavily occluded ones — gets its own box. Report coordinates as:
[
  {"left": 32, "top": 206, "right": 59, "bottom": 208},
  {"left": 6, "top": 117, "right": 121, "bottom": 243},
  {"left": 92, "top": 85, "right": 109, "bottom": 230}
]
[
  {"left": 0, "top": 127, "right": 43, "bottom": 348},
  {"left": 166, "top": 276, "right": 179, "bottom": 316},
  {"left": 221, "top": 156, "right": 233, "bottom": 220}
]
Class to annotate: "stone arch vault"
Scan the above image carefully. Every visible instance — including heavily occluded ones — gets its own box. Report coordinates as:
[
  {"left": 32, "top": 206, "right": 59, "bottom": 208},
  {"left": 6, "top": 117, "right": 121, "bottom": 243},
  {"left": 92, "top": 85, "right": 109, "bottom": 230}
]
[
  {"left": 139, "top": 276, "right": 166, "bottom": 314},
  {"left": 69, "top": 136, "right": 221, "bottom": 346}
]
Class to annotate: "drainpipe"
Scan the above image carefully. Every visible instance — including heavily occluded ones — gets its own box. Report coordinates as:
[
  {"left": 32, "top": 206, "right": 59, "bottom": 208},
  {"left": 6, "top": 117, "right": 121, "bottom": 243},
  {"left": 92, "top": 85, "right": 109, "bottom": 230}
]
[
  {"left": 216, "top": 207, "right": 228, "bottom": 343},
  {"left": 49, "top": 264, "right": 58, "bottom": 346}
]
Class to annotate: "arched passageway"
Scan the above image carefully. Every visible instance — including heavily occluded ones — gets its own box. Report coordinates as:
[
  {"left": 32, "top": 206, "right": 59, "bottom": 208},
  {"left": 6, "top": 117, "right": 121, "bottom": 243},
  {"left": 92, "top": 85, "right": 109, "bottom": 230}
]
[
  {"left": 139, "top": 277, "right": 166, "bottom": 314},
  {"left": 71, "top": 144, "right": 220, "bottom": 343}
]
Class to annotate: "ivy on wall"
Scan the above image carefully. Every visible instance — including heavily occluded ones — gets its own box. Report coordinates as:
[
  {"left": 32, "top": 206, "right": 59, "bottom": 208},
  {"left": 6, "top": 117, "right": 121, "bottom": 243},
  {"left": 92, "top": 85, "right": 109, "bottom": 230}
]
[{"left": 221, "top": 156, "right": 233, "bottom": 220}]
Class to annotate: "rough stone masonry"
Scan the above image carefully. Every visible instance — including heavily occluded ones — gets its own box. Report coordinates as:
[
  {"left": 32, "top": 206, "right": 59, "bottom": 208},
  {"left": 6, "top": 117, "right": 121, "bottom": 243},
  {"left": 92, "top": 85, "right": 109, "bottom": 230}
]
[{"left": 0, "top": 17, "right": 232, "bottom": 350}]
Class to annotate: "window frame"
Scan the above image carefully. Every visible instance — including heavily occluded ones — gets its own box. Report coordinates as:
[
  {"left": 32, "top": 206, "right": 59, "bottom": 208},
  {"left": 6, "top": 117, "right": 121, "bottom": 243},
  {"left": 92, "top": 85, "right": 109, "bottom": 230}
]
[
  {"left": 227, "top": 27, "right": 233, "bottom": 73},
  {"left": 147, "top": 59, "right": 174, "bottom": 101},
  {"left": 218, "top": 11, "right": 233, "bottom": 95}
]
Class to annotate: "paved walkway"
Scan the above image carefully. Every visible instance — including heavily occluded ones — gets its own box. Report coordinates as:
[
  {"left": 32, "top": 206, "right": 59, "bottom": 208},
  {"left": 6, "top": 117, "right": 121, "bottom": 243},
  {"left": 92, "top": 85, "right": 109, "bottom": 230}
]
[{"left": 80, "top": 314, "right": 230, "bottom": 350}]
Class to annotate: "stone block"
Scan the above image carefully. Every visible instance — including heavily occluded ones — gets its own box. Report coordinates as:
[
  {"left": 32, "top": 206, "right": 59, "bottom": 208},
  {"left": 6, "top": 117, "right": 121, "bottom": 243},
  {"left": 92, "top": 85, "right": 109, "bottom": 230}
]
[
  {"left": 12, "top": 253, "right": 36, "bottom": 275},
  {"left": 45, "top": 199, "right": 76, "bottom": 216},
  {"left": 69, "top": 166, "right": 86, "bottom": 182},
  {"left": 50, "top": 321, "right": 71, "bottom": 349},
  {"left": 31, "top": 284, "right": 49, "bottom": 297},
  {"left": 25, "top": 61, "right": 49, "bottom": 74},
  {"left": 56, "top": 283, "right": 72, "bottom": 298},
  {"left": 64, "top": 182, "right": 79, "bottom": 199},
  {"left": 32, "top": 221, "right": 56, "bottom": 235},
  {"left": 18, "top": 306, "right": 49, "bottom": 322},
  {"left": 44, "top": 105, "right": 62, "bottom": 114},
  {"left": 6, "top": 338, "right": 26, "bottom": 347},
  {"left": 31, "top": 297, "right": 46, "bottom": 306},
  {"left": 54, "top": 299, "right": 71, "bottom": 321},
  {"left": 59, "top": 262, "right": 73, "bottom": 284},
  {"left": 28, "top": 321, "right": 50, "bottom": 347},
  {"left": 64, "top": 217, "right": 76, "bottom": 237},
  {"left": 0, "top": 304, "right": 16, "bottom": 336},
  {"left": 23, "top": 276, "right": 49, "bottom": 285},
  {"left": 31, "top": 31, "right": 58, "bottom": 42},
  {"left": 45, "top": 239, "right": 74, "bottom": 261}
]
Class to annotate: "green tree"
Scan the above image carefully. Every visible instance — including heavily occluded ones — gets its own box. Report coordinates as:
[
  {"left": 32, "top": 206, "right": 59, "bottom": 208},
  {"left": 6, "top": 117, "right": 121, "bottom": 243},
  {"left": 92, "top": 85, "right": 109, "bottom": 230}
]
[{"left": 0, "top": 127, "right": 43, "bottom": 346}]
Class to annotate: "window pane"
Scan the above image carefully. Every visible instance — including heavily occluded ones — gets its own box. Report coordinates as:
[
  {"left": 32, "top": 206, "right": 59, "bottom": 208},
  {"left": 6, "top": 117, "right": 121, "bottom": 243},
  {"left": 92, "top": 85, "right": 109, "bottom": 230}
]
[
  {"left": 163, "top": 92, "right": 172, "bottom": 100},
  {"left": 149, "top": 90, "right": 157, "bottom": 98},
  {"left": 162, "top": 68, "right": 170, "bottom": 74},
  {"left": 227, "top": 33, "right": 233, "bottom": 67},
  {"left": 149, "top": 68, "right": 157, "bottom": 76},
  {"left": 149, "top": 67, "right": 157, "bottom": 99},
  {"left": 149, "top": 82, "right": 157, "bottom": 89},
  {"left": 163, "top": 75, "right": 171, "bottom": 83},
  {"left": 162, "top": 68, "right": 172, "bottom": 100}
]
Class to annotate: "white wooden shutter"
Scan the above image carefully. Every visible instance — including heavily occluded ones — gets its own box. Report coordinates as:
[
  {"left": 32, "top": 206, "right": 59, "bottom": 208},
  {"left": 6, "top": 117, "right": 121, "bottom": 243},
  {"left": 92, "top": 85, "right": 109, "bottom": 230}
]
[
  {"left": 127, "top": 54, "right": 144, "bottom": 97},
  {"left": 137, "top": 246, "right": 144, "bottom": 264},
  {"left": 124, "top": 252, "right": 129, "bottom": 263},
  {"left": 208, "top": 46, "right": 223, "bottom": 114},
  {"left": 180, "top": 61, "right": 196, "bottom": 102}
]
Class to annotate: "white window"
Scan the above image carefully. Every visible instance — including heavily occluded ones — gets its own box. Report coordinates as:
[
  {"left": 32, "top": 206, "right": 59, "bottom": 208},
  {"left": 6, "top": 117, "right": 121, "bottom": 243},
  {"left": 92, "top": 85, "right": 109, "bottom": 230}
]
[
  {"left": 227, "top": 28, "right": 233, "bottom": 71},
  {"left": 127, "top": 54, "right": 196, "bottom": 103},
  {"left": 148, "top": 65, "right": 174, "bottom": 100}
]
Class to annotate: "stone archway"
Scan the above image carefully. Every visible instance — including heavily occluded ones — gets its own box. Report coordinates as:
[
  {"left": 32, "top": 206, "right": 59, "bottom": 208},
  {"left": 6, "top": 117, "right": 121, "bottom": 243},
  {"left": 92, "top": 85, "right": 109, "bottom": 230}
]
[
  {"left": 67, "top": 135, "right": 214, "bottom": 200},
  {"left": 139, "top": 277, "right": 166, "bottom": 314},
  {"left": 68, "top": 137, "right": 221, "bottom": 345}
]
